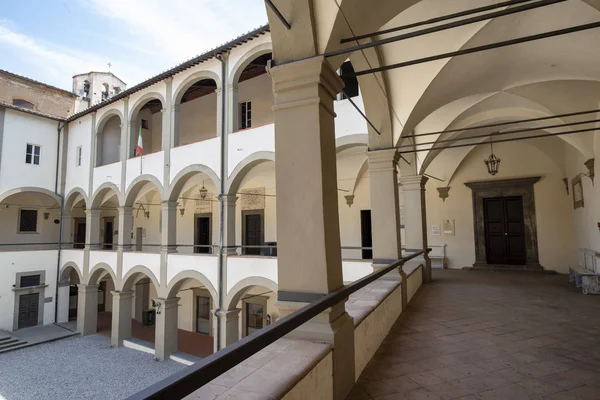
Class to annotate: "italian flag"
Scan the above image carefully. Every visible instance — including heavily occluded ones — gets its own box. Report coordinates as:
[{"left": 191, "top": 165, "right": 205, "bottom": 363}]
[{"left": 135, "top": 126, "right": 143, "bottom": 157}]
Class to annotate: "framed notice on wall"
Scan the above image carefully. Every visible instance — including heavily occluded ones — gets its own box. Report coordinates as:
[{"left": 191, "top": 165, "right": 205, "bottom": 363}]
[
  {"left": 572, "top": 176, "right": 584, "bottom": 209},
  {"left": 442, "top": 219, "right": 455, "bottom": 236},
  {"left": 432, "top": 225, "right": 441, "bottom": 236}
]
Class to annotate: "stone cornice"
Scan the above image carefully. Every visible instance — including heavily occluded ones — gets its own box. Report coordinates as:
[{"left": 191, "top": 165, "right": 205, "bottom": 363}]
[{"left": 465, "top": 176, "right": 541, "bottom": 191}]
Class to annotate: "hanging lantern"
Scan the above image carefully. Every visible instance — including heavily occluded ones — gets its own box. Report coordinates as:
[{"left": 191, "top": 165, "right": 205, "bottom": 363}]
[
  {"left": 199, "top": 181, "right": 208, "bottom": 201},
  {"left": 484, "top": 135, "right": 501, "bottom": 176}
]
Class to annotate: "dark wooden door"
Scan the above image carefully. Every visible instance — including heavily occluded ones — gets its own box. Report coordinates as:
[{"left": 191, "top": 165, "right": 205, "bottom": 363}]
[
  {"left": 74, "top": 220, "right": 86, "bottom": 249},
  {"left": 195, "top": 216, "right": 211, "bottom": 254},
  {"left": 103, "top": 220, "right": 113, "bottom": 250},
  {"left": 484, "top": 196, "right": 526, "bottom": 265},
  {"left": 244, "top": 213, "right": 263, "bottom": 255},
  {"left": 18, "top": 293, "right": 39, "bottom": 329},
  {"left": 360, "top": 210, "right": 373, "bottom": 259},
  {"left": 97, "top": 281, "right": 106, "bottom": 312}
]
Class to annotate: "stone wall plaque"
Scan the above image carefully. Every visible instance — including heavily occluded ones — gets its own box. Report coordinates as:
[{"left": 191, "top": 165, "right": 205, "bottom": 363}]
[
  {"left": 195, "top": 191, "right": 213, "bottom": 213},
  {"left": 442, "top": 219, "right": 455, "bottom": 236},
  {"left": 240, "top": 187, "right": 265, "bottom": 211}
]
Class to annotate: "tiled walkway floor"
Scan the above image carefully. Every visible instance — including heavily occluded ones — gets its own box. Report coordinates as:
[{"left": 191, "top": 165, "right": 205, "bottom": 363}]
[{"left": 349, "top": 270, "right": 600, "bottom": 400}]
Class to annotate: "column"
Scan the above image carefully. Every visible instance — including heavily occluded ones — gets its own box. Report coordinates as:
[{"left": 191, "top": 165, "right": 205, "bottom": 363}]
[
  {"left": 170, "top": 105, "right": 180, "bottom": 147},
  {"left": 400, "top": 175, "right": 432, "bottom": 283},
  {"left": 76, "top": 284, "right": 98, "bottom": 336},
  {"left": 269, "top": 56, "right": 355, "bottom": 400},
  {"left": 216, "top": 88, "right": 224, "bottom": 137},
  {"left": 161, "top": 201, "right": 177, "bottom": 253},
  {"left": 367, "top": 149, "right": 403, "bottom": 272},
  {"left": 222, "top": 195, "right": 238, "bottom": 255},
  {"left": 117, "top": 206, "right": 133, "bottom": 251},
  {"left": 111, "top": 290, "right": 134, "bottom": 347},
  {"left": 227, "top": 83, "right": 238, "bottom": 134},
  {"left": 154, "top": 297, "right": 179, "bottom": 361},
  {"left": 134, "top": 278, "right": 150, "bottom": 322},
  {"left": 56, "top": 281, "right": 70, "bottom": 323},
  {"left": 216, "top": 309, "right": 240, "bottom": 350},
  {"left": 85, "top": 209, "right": 102, "bottom": 250},
  {"left": 60, "top": 211, "right": 72, "bottom": 248}
]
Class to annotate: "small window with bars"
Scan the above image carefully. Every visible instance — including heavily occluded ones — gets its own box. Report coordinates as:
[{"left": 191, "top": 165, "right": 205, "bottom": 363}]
[
  {"left": 20, "top": 275, "right": 41, "bottom": 288},
  {"left": 19, "top": 209, "right": 38, "bottom": 233},
  {"left": 25, "top": 144, "right": 41, "bottom": 165},
  {"left": 240, "top": 101, "right": 252, "bottom": 130},
  {"left": 141, "top": 119, "right": 149, "bottom": 130},
  {"left": 76, "top": 146, "right": 82, "bottom": 167}
]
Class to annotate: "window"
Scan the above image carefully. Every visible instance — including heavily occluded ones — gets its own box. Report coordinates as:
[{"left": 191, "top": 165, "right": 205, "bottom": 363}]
[
  {"left": 141, "top": 119, "right": 149, "bottom": 130},
  {"left": 101, "top": 83, "right": 109, "bottom": 100},
  {"left": 339, "top": 61, "right": 359, "bottom": 99},
  {"left": 240, "top": 101, "right": 252, "bottom": 129},
  {"left": 76, "top": 146, "right": 82, "bottom": 167},
  {"left": 83, "top": 80, "right": 90, "bottom": 99},
  {"left": 25, "top": 144, "right": 41, "bottom": 165},
  {"left": 20, "top": 275, "right": 41, "bottom": 288},
  {"left": 19, "top": 209, "right": 38, "bottom": 233},
  {"left": 12, "top": 99, "right": 34, "bottom": 109},
  {"left": 113, "top": 87, "right": 121, "bottom": 94}
]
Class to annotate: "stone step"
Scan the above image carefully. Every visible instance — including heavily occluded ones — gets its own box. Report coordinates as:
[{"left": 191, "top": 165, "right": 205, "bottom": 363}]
[
  {"left": 0, "top": 342, "right": 30, "bottom": 354},
  {"left": 0, "top": 338, "right": 27, "bottom": 352}
]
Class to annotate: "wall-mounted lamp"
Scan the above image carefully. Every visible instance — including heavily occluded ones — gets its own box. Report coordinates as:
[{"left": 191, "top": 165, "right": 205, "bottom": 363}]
[
  {"left": 144, "top": 211, "right": 150, "bottom": 219},
  {"left": 43, "top": 212, "right": 50, "bottom": 220},
  {"left": 151, "top": 298, "right": 162, "bottom": 314},
  {"left": 199, "top": 181, "right": 208, "bottom": 201},
  {"left": 484, "top": 135, "right": 500, "bottom": 176},
  {"left": 179, "top": 208, "right": 185, "bottom": 217}
]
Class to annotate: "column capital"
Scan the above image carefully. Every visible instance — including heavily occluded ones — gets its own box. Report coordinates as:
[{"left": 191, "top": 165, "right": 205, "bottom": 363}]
[
  {"left": 215, "top": 308, "right": 241, "bottom": 318},
  {"left": 152, "top": 297, "right": 179, "bottom": 311},
  {"left": 221, "top": 195, "right": 238, "bottom": 204},
  {"left": 367, "top": 149, "right": 400, "bottom": 169},
  {"left": 171, "top": 104, "right": 181, "bottom": 112},
  {"left": 160, "top": 108, "right": 167, "bottom": 114},
  {"left": 399, "top": 175, "right": 429, "bottom": 191},
  {"left": 85, "top": 209, "right": 102, "bottom": 217},
  {"left": 161, "top": 200, "right": 179, "bottom": 208},
  {"left": 117, "top": 206, "right": 133, "bottom": 214},
  {"left": 77, "top": 284, "right": 99, "bottom": 293},
  {"left": 227, "top": 83, "right": 238, "bottom": 92},
  {"left": 61, "top": 211, "right": 72, "bottom": 217},
  {"left": 110, "top": 290, "right": 134, "bottom": 299}
]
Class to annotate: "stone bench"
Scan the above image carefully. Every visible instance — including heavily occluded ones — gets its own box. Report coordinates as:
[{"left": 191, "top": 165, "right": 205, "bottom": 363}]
[{"left": 569, "top": 266, "right": 600, "bottom": 295}]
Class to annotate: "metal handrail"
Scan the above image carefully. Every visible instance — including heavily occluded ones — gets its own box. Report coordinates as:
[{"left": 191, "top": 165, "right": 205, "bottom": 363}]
[{"left": 126, "top": 249, "right": 428, "bottom": 400}]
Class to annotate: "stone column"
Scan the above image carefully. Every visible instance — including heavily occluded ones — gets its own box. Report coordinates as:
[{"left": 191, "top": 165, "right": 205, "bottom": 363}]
[
  {"left": 111, "top": 290, "right": 134, "bottom": 347},
  {"left": 117, "top": 206, "right": 133, "bottom": 251},
  {"left": 227, "top": 83, "right": 238, "bottom": 134},
  {"left": 76, "top": 284, "right": 99, "bottom": 336},
  {"left": 134, "top": 278, "right": 150, "bottom": 322},
  {"left": 85, "top": 209, "right": 102, "bottom": 250},
  {"left": 171, "top": 105, "right": 181, "bottom": 147},
  {"left": 400, "top": 175, "right": 432, "bottom": 283},
  {"left": 161, "top": 201, "right": 177, "bottom": 253},
  {"left": 56, "top": 281, "right": 70, "bottom": 323},
  {"left": 60, "top": 211, "right": 72, "bottom": 248},
  {"left": 367, "top": 149, "right": 403, "bottom": 271},
  {"left": 269, "top": 56, "right": 354, "bottom": 400},
  {"left": 154, "top": 297, "right": 179, "bottom": 361},
  {"left": 222, "top": 195, "right": 238, "bottom": 255},
  {"left": 216, "top": 309, "right": 241, "bottom": 350}
]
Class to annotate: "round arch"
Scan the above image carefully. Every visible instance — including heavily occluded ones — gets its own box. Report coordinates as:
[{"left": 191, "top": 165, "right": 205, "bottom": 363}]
[
  {"left": 128, "top": 92, "right": 166, "bottom": 121},
  {"left": 121, "top": 265, "right": 160, "bottom": 292},
  {"left": 88, "top": 262, "right": 118, "bottom": 286},
  {"left": 336, "top": 134, "right": 368, "bottom": 154},
  {"left": 90, "top": 183, "right": 122, "bottom": 209},
  {"left": 166, "top": 270, "right": 218, "bottom": 302},
  {"left": 224, "top": 276, "right": 278, "bottom": 311},
  {"left": 64, "top": 187, "right": 88, "bottom": 211},
  {"left": 59, "top": 261, "right": 83, "bottom": 283},
  {"left": 172, "top": 70, "right": 221, "bottom": 106},
  {"left": 0, "top": 187, "right": 61, "bottom": 205},
  {"left": 96, "top": 109, "right": 124, "bottom": 133},
  {"left": 124, "top": 175, "right": 164, "bottom": 206},
  {"left": 227, "top": 151, "right": 275, "bottom": 195},
  {"left": 229, "top": 42, "right": 273, "bottom": 84},
  {"left": 168, "top": 164, "right": 220, "bottom": 202}
]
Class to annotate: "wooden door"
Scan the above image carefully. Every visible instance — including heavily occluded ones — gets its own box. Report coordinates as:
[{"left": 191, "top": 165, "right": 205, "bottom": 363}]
[
  {"left": 103, "top": 219, "right": 114, "bottom": 250},
  {"left": 74, "top": 220, "right": 86, "bottom": 249},
  {"left": 195, "top": 296, "right": 211, "bottom": 334},
  {"left": 360, "top": 210, "right": 373, "bottom": 259},
  {"left": 195, "top": 216, "right": 211, "bottom": 254},
  {"left": 18, "top": 293, "right": 39, "bottom": 329},
  {"left": 97, "top": 281, "right": 106, "bottom": 312},
  {"left": 484, "top": 196, "right": 526, "bottom": 265},
  {"left": 243, "top": 212, "right": 263, "bottom": 255}
]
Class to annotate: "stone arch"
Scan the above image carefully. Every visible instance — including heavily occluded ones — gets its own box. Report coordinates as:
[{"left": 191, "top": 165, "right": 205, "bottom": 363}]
[
  {"left": 229, "top": 42, "right": 273, "bottom": 84},
  {"left": 90, "top": 183, "right": 122, "bottom": 209},
  {"left": 128, "top": 92, "right": 166, "bottom": 121},
  {"left": 124, "top": 175, "right": 164, "bottom": 207},
  {"left": 59, "top": 261, "right": 83, "bottom": 283},
  {"left": 166, "top": 270, "right": 217, "bottom": 302},
  {"left": 168, "top": 164, "right": 220, "bottom": 202},
  {"left": 224, "top": 276, "right": 278, "bottom": 311},
  {"left": 172, "top": 70, "right": 221, "bottom": 106},
  {"left": 88, "top": 262, "right": 118, "bottom": 286},
  {"left": 350, "top": 158, "right": 369, "bottom": 195},
  {"left": 0, "top": 187, "right": 61, "bottom": 205},
  {"left": 336, "top": 134, "right": 368, "bottom": 154},
  {"left": 64, "top": 187, "right": 88, "bottom": 211},
  {"left": 227, "top": 151, "right": 275, "bottom": 195},
  {"left": 121, "top": 265, "right": 160, "bottom": 292},
  {"left": 95, "top": 109, "right": 124, "bottom": 133}
]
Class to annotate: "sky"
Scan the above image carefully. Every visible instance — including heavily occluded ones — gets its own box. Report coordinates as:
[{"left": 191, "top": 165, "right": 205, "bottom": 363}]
[{"left": 0, "top": 0, "right": 268, "bottom": 91}]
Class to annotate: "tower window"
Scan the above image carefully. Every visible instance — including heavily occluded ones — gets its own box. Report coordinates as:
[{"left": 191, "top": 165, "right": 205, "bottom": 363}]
[
  {"left": 76, "top": 146, "right": 82, "bottom": 167},
  {"left": 240, "top": 101, "right": 252, "bottom": 129}
]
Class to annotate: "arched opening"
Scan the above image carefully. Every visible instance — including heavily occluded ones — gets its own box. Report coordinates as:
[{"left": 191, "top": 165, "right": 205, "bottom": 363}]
[
  {"left": 125, "top": 178, "right": 163, "bottom": 252},
  {"left": 176, "top": 78, "right": 218, "bottom": 146},
  {"left": 234, "top": 52, "right": 273, "bottom": 132},
  {"left": 129, "top": 97, "right": 163, "bottom": 158},
  {"left": 57, "top": 264, "right": 82, "bottom": 329},
  {"left": 85, "top": 264, "right": 117, "bottom": 335},
  {"left": 12, "top": 99, "right": 35, "bottom": 109},
  {"left": 64, "top": 190, "right": 87, "bottom": 249},
  {"left": 91, "top": 185, "right": 121, "bottom": 250},
  {"left": 96, "top": 114, "right": 122, "bottom": 167},
  {"left": 226, "top": 281, "right": 277, "bottom": 341}
]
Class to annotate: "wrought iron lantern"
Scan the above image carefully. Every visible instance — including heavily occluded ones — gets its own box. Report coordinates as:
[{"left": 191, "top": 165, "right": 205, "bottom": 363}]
[
  {"left": 199, "top": 181, "right": 208, "bottom": 201},
  {"left": 484, "top": 135, "right": 501, "bottom": 176}
]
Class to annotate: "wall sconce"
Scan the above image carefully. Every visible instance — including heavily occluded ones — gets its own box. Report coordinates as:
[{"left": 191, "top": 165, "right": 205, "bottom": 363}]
[
  {"left": 344, "top": 195, "right": 354, "bottom": 207},
  {"left": 43, "top": 212, "right": 50, "bottom": 220},
  {"left": 199, "top": 181, "right": 208, "bottom": 201},
  {"left": 151, "top": 298, "right": 162, "bottom": 314},
  {"left": 179, "top": 208, "right": 185, "bottom": 217},
  {"left": 144, "top": 211, "right": 150, "bottom": 219},
  {"left": 484, "top": 135, "right": 500, "bottom": 176}
]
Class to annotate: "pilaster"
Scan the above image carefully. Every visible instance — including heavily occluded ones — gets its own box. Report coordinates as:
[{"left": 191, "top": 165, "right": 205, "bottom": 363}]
[
  {"left": 111, "top": 290, "right": 134, "bottom": 347},
  {"left": 85, "top": 209, "right": 102, "bottom": 250},
  {"left": 160, "top": 201, "right": 178, "bottom": 253},
  {"left": 215, "top": 308, "right": 241, "bottom": 351},
  {"left": 117, "top": 206, "right": 133, "bottom": 251},
  {"left": 222, "top": 195, "right": 238, "bottom": 255},
  {"left": 154, "top": 297, "right": 179, "bottom": 360},
  {"left": 76, "top": 284, "right": 99, "bottom": 336},
  {"left": 60, "top": 211, "right": 72, "bottom": 248}
]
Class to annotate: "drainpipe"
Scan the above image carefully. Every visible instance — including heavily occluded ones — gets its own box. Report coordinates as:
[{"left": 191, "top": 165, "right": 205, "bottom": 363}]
[
  {"left": 215, "top": 53, "right": 228, "bottom": 350},
  {"left": 54, "top": 121, "right": 65, "bottom": 323}
]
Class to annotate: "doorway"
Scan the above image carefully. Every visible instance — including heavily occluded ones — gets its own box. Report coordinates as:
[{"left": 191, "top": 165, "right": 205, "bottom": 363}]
[
  {"left": 194, "top": 214, "right": 212, "bottom": 254},
  {"left": 245, "top": 302, "right": 264, "bottom": 336},
  {"left": 360, "top": 210, "right": 373, "bottom": 259},
  {"left": 195, "top": 295, "right": 211, "bottom": 334},
  {"left": 17, "top": 293, "right": 39, "bottom": 329},
  {"left": 135, "top": 227, "right": 143, "bottom": 251},
  {"left": 97, "top": 281, "right": 106, "bottom": 312},
  {"left": 243, "top": 211, "right": 264, "bottom": 255},
  {"left": 74, "top": 219, "right": 86, "bottom": 249},
  {"left": 483, "top": 196, "right": 526, "bottom": 265},
  {"left": 103, "top": 218, "right": 114, "bottom": 250}
]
